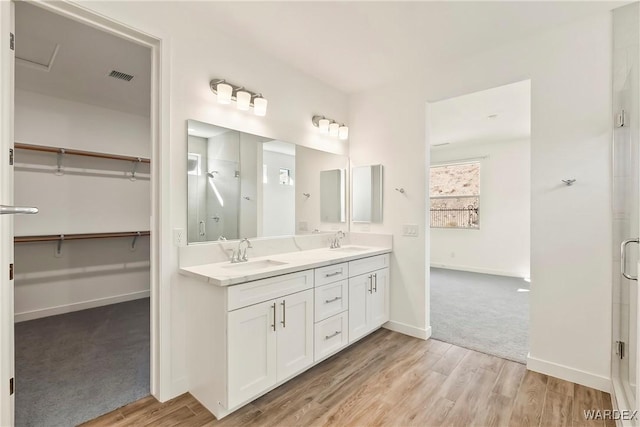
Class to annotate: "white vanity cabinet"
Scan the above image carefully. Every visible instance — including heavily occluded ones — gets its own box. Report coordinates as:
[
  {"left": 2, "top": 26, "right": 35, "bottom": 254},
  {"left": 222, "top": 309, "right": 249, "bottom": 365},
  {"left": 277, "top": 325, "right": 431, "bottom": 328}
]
[
  {"left": 183, "top": 249, "right": 391, "bottom": 420},
  {"left": 348, "top": 254, "right": 390, "bottom": 343},
  {"left": 228, "top": 288, "right": 313, "bottom": 408}
]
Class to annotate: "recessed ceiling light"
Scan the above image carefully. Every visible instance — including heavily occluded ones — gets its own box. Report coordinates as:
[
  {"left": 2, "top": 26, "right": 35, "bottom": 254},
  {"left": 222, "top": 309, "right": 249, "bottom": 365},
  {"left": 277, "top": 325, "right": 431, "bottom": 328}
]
[{"left": 487, "top": 114, "right": 499, "bottom": 119}]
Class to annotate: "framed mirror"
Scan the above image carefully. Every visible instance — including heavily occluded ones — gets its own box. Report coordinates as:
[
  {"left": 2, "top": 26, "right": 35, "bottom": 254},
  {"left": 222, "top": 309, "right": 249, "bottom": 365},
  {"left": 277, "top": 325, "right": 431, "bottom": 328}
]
[
  {"left": 352, "top": 164, "right": 383, "bottom": 223},
  {"left": 187, "top": 120, "right": 348, "bottom": 244}
]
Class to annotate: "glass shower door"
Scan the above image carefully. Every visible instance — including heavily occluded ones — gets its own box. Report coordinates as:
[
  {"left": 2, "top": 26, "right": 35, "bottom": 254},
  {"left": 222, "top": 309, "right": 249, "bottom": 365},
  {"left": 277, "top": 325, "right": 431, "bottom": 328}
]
[{"left": 613, "top": 2, "right": 640, "bottom": 411}]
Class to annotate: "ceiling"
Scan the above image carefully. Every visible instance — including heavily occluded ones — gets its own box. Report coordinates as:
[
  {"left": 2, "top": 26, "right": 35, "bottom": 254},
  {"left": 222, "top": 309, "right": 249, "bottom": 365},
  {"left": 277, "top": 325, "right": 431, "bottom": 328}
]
[
  {"left": 197, "top": 1, "right": 628, "bottom": 93},
  {"left": 429, "top": 80, "right": 531, "bottom": 147},
  {"left": 14, "top": 1, "right": 151, "bottom": 117},
  {"left": 12, "top": 1, "right": 628, "bottom": 117}
]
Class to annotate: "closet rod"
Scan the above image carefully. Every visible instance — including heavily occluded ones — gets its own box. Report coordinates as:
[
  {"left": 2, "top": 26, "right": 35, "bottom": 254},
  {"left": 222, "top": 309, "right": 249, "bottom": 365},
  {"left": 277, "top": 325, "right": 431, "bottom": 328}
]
[
  {"left": 14, "top": 142, "right": 151, "bottom": 164},
  {"left": 14, "top": 231, "right": 150, "bottom": 243}
]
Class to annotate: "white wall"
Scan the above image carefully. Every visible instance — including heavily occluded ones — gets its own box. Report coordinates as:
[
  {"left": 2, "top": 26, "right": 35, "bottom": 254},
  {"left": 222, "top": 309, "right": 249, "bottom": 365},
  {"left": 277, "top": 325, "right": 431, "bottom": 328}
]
[
  {"left": 77, "top": 1, "right": 349, "bottom": 399},
  {"left": 350, "top": 13, "right": 612, "bottom": 390},
  {"left": 262, "top": 150, "right": 295, "bottom": 237},
  {"left": 13, "top": 89, "right": 150, "bottom": 321},
  {"left": 430, "top": 139, "right": 530, "bottom": 278}
]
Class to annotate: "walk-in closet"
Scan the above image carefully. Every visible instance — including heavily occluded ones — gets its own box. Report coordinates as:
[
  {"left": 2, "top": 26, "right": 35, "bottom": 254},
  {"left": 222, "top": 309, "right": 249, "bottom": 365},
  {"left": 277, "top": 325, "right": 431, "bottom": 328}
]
[{"left": 12, "top": 3, "right": 152, "bottom": 425}]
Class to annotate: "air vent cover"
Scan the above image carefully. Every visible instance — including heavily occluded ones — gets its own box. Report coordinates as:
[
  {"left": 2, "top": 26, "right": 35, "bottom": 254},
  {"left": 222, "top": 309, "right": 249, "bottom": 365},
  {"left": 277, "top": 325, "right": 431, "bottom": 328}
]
[{"left": 108, "top": 70, "right": 134, "bottom": 81}]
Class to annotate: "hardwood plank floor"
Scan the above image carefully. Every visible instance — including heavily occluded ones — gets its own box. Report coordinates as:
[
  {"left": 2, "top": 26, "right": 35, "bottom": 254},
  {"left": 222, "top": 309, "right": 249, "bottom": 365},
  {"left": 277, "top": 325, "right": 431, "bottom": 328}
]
[{"left": 81, "top": 329, "right": 615, "bottom": 427}]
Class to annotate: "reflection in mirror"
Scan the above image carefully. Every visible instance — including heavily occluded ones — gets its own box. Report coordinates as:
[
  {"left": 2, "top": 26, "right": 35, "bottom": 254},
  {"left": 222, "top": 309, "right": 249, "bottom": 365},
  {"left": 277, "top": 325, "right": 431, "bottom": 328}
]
[
  {"left": 187, "top": 120, "right": 348, "bottom": 244},
  {"left": 320, "top": 169, "right": 346, "bottom": 223},
  {"left": 352, "top": 164, "right": 383, "bottom": 223}
]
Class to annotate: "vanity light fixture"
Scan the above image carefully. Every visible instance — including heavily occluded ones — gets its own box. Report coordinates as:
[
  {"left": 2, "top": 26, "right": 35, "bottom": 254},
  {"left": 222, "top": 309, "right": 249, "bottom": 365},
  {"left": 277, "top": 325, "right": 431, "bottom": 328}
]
[
  {"left": 210, "top": 79, "right": 268, "bottom": 116},
  {"left": 312, "top": 115, "right": 348, "bottom": 140}
]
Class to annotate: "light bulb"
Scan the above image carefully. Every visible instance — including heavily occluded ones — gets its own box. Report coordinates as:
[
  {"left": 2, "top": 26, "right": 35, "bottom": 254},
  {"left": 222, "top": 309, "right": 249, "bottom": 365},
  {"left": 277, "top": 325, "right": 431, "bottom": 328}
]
[
  {"left": 253, "top": 97, "right": 268, "bottom": 116},
  {"left": 236, "top": 90, "right": 251, "bottom": 111},
  {"left": 338, "top": 125, "right": 349, "bottom": 140},
  {"left": 329, "top": 122, "right": 340, "bottom": 137},
  {"left": 217, "top": 83, "right": 232, "bottom": 104},
  {"left": 318, "top": 119, "right": 330, "bottom": 134}
]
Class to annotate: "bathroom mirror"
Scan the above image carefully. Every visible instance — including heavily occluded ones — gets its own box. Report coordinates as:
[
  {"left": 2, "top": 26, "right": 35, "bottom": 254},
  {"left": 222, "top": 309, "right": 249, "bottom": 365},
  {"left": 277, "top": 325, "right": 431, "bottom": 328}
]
[
  {"left": 187, "top": 120, "right": 348, "bottom": 244},
  {"left": 352, "top": 164, "right": 383, "bottom": 223},
  {"left": 320, "top": 169, "right": 346, "bottom": 223}
]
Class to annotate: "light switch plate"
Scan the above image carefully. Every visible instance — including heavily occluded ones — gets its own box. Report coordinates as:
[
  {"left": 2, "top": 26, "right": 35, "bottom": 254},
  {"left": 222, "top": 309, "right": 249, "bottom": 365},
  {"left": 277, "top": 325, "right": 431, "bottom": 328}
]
[{"left": 402, "top": 224, "right": 419, "bottom": 237}]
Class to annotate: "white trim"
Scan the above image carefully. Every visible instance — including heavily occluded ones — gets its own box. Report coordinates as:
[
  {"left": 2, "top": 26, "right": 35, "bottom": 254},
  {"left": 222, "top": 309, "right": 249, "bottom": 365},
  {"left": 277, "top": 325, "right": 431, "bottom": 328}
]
[
  {"left": 14, "top": 291, "right": 150, "bottom": 323},
  {"left": 383, "top": 321, "right": 432, "bottom": 340},
  {"left": 527, "top": 353, "right": 611, "bottom": 392},
  {"left": 430, "top": 262, "right": 526, "bottom": 279}
]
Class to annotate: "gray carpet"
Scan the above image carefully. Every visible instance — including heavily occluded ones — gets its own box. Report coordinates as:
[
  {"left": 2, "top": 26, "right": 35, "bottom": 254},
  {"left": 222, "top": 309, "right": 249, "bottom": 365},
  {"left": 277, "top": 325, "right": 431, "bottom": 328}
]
[
  {"left": 15, "top": 298, "right": 150, "bottom": 427},
  {"left": 430, "top": 268, "right": 529, "bottom": 364}
]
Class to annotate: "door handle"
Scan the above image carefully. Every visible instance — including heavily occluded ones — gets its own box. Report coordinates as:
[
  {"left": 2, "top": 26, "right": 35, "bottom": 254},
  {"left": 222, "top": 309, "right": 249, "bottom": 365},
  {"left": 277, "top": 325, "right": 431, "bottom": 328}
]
[
  {"left": 368, "top": 275, "right": 373, "bottom": 294},
  {"left": 271, "top": 303, "right": 276, "bottom": 331},
  {"left": 373, "top": 273, "right": 378, "bottom": 293},
  {"left": 198, "top": 220, "right": 206, "bottom": 237},
  {"left": 0, "top": 205, "right": 38, "bottom": 215},
  {"left": 621, "top": 238, "right": 639, "bottom": 280}
]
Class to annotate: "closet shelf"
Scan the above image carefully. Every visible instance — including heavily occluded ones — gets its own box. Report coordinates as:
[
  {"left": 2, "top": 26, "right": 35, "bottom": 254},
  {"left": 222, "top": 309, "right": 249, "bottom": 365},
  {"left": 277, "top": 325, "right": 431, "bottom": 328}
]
[
  {"left": 14, "top": 231, "right": 150, "bottom": 243},
  {"left": 14, "top": 142, "right": 151, "bottom": 164}
]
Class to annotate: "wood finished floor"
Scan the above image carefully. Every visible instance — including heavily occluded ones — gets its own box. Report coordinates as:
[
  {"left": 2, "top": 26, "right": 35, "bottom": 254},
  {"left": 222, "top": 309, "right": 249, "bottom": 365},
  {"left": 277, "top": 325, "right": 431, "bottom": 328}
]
[{"left": 82, "top": 329, "right": 615, "bottom": 427}]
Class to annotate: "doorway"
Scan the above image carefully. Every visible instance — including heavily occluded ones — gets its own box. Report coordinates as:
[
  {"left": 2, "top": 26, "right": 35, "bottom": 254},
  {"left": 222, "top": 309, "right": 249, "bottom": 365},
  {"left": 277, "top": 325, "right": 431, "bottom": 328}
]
[
  {"left": 2, "top": 1, "right": 161, "bottom": 425},
  {"left": 427, "top": 80, "right": 531, "bottom": 363}
]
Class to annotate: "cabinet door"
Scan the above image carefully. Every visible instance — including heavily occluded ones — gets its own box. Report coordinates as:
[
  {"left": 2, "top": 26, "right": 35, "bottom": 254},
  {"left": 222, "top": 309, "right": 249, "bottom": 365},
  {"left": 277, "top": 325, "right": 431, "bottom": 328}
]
[
  {"left": 228, "top": 299, "right": 277, "bottom": 408},
  {"left": 276, "top": 289, "right": 314, "bottom": 381},
  {"left": 349, "top": 273, "right": 372, "bottom": 343},
  {"left": 370, "top": 268, "right": 390, "bottom": 328}
]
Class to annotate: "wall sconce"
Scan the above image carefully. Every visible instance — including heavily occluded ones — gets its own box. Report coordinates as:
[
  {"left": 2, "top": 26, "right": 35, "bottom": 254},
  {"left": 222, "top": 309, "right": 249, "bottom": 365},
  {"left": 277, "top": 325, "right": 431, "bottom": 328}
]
[
  {"left": 312, "top": 115, "right": 348, "bottom": 140},
  {"left": 210, "top": 79, "right": 268, "bottom": 116}
]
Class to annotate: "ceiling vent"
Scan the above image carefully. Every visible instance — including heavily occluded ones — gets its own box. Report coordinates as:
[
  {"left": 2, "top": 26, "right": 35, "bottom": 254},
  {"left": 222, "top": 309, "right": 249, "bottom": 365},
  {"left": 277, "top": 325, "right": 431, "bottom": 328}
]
[{"left": 108, "top": 70, "right": 134, "bottom": 82}]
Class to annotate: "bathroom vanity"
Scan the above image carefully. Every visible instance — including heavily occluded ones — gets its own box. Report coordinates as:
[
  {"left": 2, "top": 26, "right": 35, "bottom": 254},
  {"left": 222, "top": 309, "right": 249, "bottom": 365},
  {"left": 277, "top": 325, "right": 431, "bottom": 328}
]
[{"left": 180, "top": 244, "right": 391, "bottom": 419}]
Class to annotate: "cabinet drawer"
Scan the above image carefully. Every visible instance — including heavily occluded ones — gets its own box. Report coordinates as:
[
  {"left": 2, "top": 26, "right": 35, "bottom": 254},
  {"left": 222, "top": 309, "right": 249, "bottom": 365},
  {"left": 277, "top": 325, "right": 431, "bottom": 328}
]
[
  {"left": 314, "top": 312, "right": 349, "bottom": 362},
  {"left": 314, "top": 280, "right": 348, "bottom": 322},
  {"left": 228, "top": 270, "right": 313, "bottom": 311},
  {"left": 349, "top": 254, "right": 389, "bottom": 277},
  {"left": 314, "top": 262, "right": 349, "bottom": 287}
]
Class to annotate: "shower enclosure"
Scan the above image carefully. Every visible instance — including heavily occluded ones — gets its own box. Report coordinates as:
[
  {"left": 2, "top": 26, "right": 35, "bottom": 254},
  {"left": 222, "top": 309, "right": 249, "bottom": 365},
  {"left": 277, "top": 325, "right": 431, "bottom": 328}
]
[{"left": 613, "top": 2, "right": 640, "bottom": 416}]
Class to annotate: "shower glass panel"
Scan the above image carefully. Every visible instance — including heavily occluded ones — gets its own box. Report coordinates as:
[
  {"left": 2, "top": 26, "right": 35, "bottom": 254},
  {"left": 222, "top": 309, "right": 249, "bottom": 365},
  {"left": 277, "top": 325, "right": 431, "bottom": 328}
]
[{"left": 613, "top": 1, "right": 639, "bottom": 412}]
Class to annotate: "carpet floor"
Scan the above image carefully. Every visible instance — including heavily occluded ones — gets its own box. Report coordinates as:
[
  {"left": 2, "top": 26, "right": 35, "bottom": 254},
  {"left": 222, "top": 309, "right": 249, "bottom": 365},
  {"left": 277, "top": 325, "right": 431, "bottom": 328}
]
[
  {"left": 430, "top": 268, "right": 529, "bottom": 363},
  {"left": 15, "top": 298, "right": 150, "bottom": 427}
]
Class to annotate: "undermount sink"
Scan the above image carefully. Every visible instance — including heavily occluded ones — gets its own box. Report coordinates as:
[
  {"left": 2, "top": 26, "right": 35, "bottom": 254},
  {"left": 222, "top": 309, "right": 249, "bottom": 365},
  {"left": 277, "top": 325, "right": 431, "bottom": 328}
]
[
  {"left": 330, "top": 246, "right": 369, "bottom": 253},
  {"left": 221, "top": 259, "right": 288, "bottom": 272}
]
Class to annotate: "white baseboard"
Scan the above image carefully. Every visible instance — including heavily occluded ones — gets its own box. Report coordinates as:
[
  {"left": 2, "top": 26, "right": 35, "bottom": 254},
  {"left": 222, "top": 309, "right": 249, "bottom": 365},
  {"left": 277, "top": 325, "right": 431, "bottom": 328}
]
[
  {"left": 383, "top": 320, "right": 432, "bottom": 340},
  {"left": 15, "top": 290, "right": 151, "bottom": 322},
  {"left": 430, "top": 263, "right": 526, "bottom": 279},
  {"left": 527, "top": 353, "right": 611, "bottom": 392}
]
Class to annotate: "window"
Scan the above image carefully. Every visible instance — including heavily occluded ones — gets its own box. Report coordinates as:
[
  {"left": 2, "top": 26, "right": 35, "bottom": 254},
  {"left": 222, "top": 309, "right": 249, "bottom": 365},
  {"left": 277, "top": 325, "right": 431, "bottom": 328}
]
[{"left": 429, "top": 161, "right": 480, "bottom": 229}]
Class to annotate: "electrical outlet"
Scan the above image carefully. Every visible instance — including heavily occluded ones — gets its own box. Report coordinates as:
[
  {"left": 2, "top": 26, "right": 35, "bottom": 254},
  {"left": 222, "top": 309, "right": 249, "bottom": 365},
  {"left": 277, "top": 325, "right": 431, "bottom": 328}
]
[
  {"left": 402, "top": 224, "right": 419, "bottom": 237},
  {"left": 173, "top": 228, "right": 185, "bottom": 247}
]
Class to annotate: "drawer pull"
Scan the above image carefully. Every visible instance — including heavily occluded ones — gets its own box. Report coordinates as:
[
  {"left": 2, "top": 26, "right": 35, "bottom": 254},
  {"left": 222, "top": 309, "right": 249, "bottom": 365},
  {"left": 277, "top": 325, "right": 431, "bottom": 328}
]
[
  {"left": 280, "top": 300, "right": 286, "bottom": 328},
  {"left": 325, "top": 330, "right": 341, "bottom": 340},
  {"left": 325, "top": 271, "right": 342, "bottom": 278},
  {"left": 324, "top": 296, "right": 342, "bottom": 304}
]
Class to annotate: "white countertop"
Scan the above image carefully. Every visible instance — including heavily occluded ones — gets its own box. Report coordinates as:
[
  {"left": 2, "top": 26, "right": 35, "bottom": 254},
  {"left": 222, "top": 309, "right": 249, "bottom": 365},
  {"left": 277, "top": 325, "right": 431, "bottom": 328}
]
[{"left": 179, "top": 245, "right": 391, "bottom": 286}]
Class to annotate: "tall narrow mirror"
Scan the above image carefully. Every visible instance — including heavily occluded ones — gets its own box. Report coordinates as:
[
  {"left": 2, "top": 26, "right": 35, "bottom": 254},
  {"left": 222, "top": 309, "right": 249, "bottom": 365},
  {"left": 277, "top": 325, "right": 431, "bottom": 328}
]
[
  {"left": 320, "top": 169, "right": 346, "bottom": 223},
  {"left": 352, "top": 164, "right": 383, "bottom": 223}
]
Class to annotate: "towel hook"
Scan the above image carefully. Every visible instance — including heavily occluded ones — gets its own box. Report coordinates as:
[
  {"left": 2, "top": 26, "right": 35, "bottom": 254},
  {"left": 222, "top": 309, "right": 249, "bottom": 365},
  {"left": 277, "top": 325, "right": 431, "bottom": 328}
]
[
  {"left": 562, "top": 179, "right": 576, "bottom": 186},
  {"left": 395, "top": 188, "right": 405, "bottom": 194},
  {"left": 302, "top": 193, "right": 311, "bottom": 198}
]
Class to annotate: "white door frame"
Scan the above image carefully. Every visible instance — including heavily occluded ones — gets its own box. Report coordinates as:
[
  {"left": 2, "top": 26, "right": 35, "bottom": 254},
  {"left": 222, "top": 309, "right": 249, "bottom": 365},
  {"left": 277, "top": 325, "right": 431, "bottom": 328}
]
[{"left": 0, "top": 1, "right": 172, "bottom": 423}]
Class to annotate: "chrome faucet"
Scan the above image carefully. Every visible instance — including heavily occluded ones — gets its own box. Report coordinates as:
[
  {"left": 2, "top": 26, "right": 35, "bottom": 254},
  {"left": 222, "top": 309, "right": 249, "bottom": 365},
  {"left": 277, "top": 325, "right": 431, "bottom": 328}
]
[
  {"left": 330, "top": 231, "right": 346, "bottom": 249},
  {"left": 231, "top": 238, "right": 253, "bottom": 263}
]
